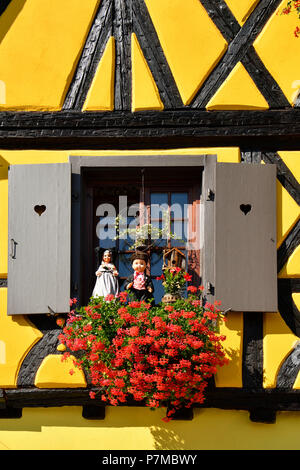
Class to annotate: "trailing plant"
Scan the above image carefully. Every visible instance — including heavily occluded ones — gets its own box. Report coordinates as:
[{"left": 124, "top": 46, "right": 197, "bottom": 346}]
[
  {"left": 281, "top": 1, "right": 300, "bottom": 37},
  {"left": 114, "top": 208, "right": 181, "bottom": 251},
  {"left": 59, "top": 289, "right": 228, "bottom": 422}
]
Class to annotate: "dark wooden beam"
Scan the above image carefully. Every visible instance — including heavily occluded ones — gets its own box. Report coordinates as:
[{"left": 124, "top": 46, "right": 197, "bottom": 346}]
[
  {"left": 0, "top": 0, "right": 12, "bottom": 16},
  {"left": 242, "top": 313, "right": 264, "bottom": 389},
  {"left": 113, "top": 0, "right": 132, "bottom": 110},
  {"left": 82, "top": 405, "right": 105, "bottom": 420},
  {"left": 62, "top": 0, "right": 113, "bottom": 111},
  {"left": 192, "top": 0, "right": 284, "bottom": 108},
  {"left": 0, "top": 110, "right": 300, "bottom": 150},
  {"left": 5, "top": 387, "right": 300, "bottom": 415}
]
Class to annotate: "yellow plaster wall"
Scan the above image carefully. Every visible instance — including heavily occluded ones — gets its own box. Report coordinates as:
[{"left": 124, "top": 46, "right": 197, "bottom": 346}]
[
  {"left": 263, "top": 312, "right": 299, "bottom": 388},
  {"left": 83, "top": 36, "right": 115, "bottom": 112},
  {"left": 0, "top": 288, "right": 43, "bottom": 387},
  {"left": 214, "top": 312, "right": 243, "bottom": 388},
  {"left": 279, "top": 151, "right": 300, "bottom": 184},
  {"left": 206, "top": 62, "right": 269, "bottom": 110},
  {"left": 1, "top": 1, "right": 297, "bottom": 112},
  {"left": 224, "top": 0, "right": 260, "bottom": 25},
  {"left": 0, "top": 178, "right": 8, "bottom": 277},
  {"left": 254, "top": 0, "right": 300, "bottom": 106},
  {"left": 144, "top": 0, "right": 228, "bottom": 105},
  {"left": 0, "top": 0, "right": 100, "bottom": 110},
  {"left": 2, "top": 406, "right": 300, "bottom": 450},
  {"left": 276, "top": 152, "right": 300, "bottom": 265},
  {"left": 276, "top": 180, "right": 300, "bottom": 249},
  {"left": 34, "top": 355, "right": 86, "bottom": 388},
  {"left": 131, "top": 33, "right": 164, "bottom": 112},
  {"left": 279, "top": 244, "right": 300, "bottom": 278}
]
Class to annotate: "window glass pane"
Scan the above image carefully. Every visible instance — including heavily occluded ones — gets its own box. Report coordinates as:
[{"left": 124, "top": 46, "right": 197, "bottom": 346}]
[
  {"left": 97, "top": 216, "right": 117, "bottom": 248},
  {"left": 152, "top": 279, "right": 165, "bottom": 305},
  {"left": 150, "top": 193, "right": 168, "bottom": 207},
  {"left": 151, "top": 193, "right": 169, "bottom": 225},
  {"left": 118, "top": 254, "right": 132, "bottom": 277},
  {"left": 151, "top": 206, "right": 169, "bottom": 225},
  {"left": 97, "top": 226, "right": 116, "bottom": 249},
  {"left": 171, "top": 221, "right": 187, "bottom": 247},
  {"left": 99, "top": 216, "right": 116, "bottom": 225},
  {"left": 170, "top": 193, "right": 188, "bottom": 219},
  {"left": 119, "top": 234, "right": 135, "bottom": 251},
  {"left": 118, "top": 216, "right": 137, "bottom": 250},
  {"left": 150, "top": 252, "right": 164, "bottom": 276},
  {"left": 150, "top": 220, "right": 167, "bottom": 247},
  {"left": 99, "top": 238, "right": 116, "bottom": 249}
]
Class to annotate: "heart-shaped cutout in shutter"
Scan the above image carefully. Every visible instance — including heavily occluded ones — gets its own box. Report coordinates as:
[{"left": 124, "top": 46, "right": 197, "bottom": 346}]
[
  {"left": 34, "top": 205, "right": 46, "bottom": 216},
  {"left": 240, "top": 204, "right": 252, "bottom": 215}
]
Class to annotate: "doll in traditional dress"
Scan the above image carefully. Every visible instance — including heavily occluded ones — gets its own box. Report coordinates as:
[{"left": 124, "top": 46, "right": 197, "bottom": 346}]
[
  {"left": 123, "top": 251, "right": 154, "bottom": 303},
  {"left": 92, "top": 249, "right": 119, "bottom": 299}
]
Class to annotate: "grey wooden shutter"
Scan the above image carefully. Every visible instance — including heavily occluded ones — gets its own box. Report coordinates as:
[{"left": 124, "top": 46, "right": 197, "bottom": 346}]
[
  {"left": 203, "top": 162, "right": 277, "bottom": 312},
  {"left": 7, "top": 163, "right": 71, "bottom": 315}
]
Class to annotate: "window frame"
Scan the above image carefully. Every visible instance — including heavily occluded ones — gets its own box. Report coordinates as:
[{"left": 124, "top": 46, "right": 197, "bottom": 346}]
[
  {"left": 69, "top": 154, "right": 214, "bottom": 306},
  {"left": 80, "top": 166, "right": 203, "bottom": 305}
]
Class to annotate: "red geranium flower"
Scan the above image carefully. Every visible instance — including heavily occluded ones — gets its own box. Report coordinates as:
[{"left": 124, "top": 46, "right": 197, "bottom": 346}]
[
  {"left": 105, "top": 294, "right": 115, "bottom": 302},
  {"left": 187, "top": 285, "right": 198, "bottom": 294},
  {"left": 62, "top": 279, "right": 227, "bottom": 422}
]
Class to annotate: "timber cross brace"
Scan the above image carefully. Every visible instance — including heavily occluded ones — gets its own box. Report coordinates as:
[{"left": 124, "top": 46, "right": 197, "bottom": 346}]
[{"left": 61, "top": 0, "right": 296, "bottom": 111}]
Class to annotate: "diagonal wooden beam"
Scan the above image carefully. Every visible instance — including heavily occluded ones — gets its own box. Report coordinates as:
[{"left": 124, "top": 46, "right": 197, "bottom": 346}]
[
  {"left": 242, "top": 46, "right": 290, "bottom": 108},
  {"left": 113, "top": 0, "right": 133, "bottom": 111},
  {"left": 0, "top": 0, "right": 12, "bottom": 16},
  {"left": 278, "top": 279, "right": 300, "bottom": 338},
  {"left": 276, "top": 341, "right": 300, "bottom": 388},
  {"left": 192, "top": 0, "right": 285, "bottom": 108},
  {"left": 199, "top": 0, "right": 240, "bottom": 43},
  {"left": 261, "top": 151, "right": 300, "bottom": 276},
  {"left": 262, "top": 151, "right": 300, "bottom": 206},
  {"left": 200, "top": 1, "right": 289, "bottom": 107},
  {"left": 63, "top": 0, "right": 113, "bottom": 111},
  {"left": 132, "top": 0, "right": 183, "bottom": 109},
  {"left": 277, "top": 219, "right": 300, "bottom": 275}
]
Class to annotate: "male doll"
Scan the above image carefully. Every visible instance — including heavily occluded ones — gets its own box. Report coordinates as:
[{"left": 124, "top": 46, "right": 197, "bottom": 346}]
[{"left": 124, "top": 251, "right": 154, "bottom": 303}]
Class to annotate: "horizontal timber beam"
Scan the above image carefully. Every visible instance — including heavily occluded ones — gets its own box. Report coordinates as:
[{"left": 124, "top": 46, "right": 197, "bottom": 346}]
[
  {"left": 4, "top": 388, "right": 300, "bottom": 412},
  {"left": 0, "top": 110, "right": 299, "bottom": 150}
]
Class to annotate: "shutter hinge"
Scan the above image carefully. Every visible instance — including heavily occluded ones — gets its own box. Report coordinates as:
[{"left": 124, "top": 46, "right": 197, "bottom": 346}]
[
  {"left": 206, "top": 189, "right": 214, "bottom": 201},
  {"left": 206, "top": 282, "right": 214, "bottom": 295},
  {"left": 47, "top": 305, "right": 57, "bottom": 317}
]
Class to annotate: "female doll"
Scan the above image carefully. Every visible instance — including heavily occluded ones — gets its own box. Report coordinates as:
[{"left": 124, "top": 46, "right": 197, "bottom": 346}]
[{"left": 92, "top": 249, "right": 119, "bottom": 299}]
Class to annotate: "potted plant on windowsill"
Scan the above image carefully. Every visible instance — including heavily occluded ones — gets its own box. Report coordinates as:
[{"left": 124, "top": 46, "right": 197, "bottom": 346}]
[
  {"left": 58, "top": 285, "right": 228, "bottom": 422},
  {"left": 157, "top": 267, "right": 193, "bottom": 304}
]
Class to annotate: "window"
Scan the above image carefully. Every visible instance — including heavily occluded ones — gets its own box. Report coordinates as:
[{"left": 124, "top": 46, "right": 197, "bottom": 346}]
[
  {"left": 7, "top": 154, "right": 278, "bottom": 315},
  {"left": 81, "top": 166, "right": 201, "bottom": 305}
]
